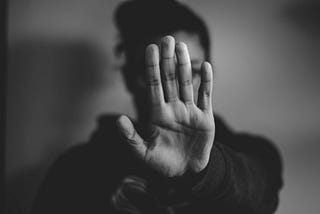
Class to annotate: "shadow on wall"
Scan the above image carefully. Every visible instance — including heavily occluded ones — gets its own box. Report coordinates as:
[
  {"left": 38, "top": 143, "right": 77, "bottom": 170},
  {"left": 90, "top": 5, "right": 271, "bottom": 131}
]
[
  {"left": 282, "top": 0, "right": 320, "bottom": 37},
  {"left": 6, "top": 38, "right": 112, "bottom": 214}
]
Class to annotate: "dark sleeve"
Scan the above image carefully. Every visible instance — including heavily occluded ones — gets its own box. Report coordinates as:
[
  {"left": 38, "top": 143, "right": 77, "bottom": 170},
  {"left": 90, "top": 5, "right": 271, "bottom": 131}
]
[
  {"left": 187, "top": 134, "right": 283, "bottom": 214},
  {"left": 30, "top": 115, "right": 123, "bottom": 214},
  {"left": 31, "top": 149, "right": 85, "bottom": 214},
  {"left": 30, "top": 146, "right": 109, "bottom": 214}
]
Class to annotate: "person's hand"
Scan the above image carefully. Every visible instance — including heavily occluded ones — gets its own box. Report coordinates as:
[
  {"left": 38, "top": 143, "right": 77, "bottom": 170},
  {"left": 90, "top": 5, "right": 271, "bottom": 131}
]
[{"left": 116, "top": 36, "right": 215, "bottom": 177}]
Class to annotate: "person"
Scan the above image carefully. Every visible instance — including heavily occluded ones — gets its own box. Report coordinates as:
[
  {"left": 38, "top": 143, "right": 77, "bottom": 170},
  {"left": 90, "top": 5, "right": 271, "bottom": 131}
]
[{"left": 31, "top": 0, "right": 283, "bottom": 213}]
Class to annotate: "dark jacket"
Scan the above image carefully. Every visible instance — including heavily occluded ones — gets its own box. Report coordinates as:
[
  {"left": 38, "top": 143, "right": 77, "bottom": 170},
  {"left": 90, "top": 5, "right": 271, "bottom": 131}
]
[{"left": 31, "top": 114, "right": 283, "bottom": 214}]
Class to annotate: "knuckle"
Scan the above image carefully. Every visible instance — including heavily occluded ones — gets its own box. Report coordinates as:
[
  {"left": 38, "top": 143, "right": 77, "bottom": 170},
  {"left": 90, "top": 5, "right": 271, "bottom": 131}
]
[
  {"left": 127, "top": 138, "right": 137, "bottom": 145},
  {"left": 128, "top": 129, "right": 137, "bottom": 142},
  {"left": 147, "top": 78, "right": 161, "bottom": 86},
  {"left": 164, "top": 72, "right": 176, "bottom": 81},
  {"left": 180, "top": 79, "right": 192, "bottom": 86},
  {"left": 161, "top": 56, "right": 174, "bottom": 62},
  {"left": 201, "top": 78, "right": 212, "bottom": 84},
  {"left": 167, "top": 95, "right": 179, "bottom": 102},
  {"left": 184, "top": 100, "right": 194, "bottom": 105},
  {"left": 146, "top": 63, "right": 158, "bottom": 69},
  {"left": 179, "top": 61, "right": 190, "bottom": 68},
  {"left": 202, "top": 90, "right": 211, "bottom": 97}
]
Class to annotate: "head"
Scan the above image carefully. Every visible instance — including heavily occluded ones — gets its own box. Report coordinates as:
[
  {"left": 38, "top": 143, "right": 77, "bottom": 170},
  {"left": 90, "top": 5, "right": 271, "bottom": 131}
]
[{"left": 114, "top": 0, "right": 211, "bottom": 123}]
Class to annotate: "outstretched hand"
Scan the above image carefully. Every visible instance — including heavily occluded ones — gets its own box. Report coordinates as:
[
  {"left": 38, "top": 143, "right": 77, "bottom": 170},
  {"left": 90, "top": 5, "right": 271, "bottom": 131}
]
[{"left": 116, "top": 36, "right": 215, "bottom": 177}]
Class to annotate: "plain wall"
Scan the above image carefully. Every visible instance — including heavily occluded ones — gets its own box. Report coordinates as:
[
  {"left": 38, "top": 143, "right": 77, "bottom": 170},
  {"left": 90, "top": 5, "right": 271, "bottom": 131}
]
[{"left": 6, "top": 0, "right": 320, "bottom": 213}]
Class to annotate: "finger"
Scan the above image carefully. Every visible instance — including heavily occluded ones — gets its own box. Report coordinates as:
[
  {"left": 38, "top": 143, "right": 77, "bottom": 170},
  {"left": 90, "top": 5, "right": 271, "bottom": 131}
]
[
  {"left": 116, "top": 115, "right": 146, "bottom": 159},
  {"left": 175, "top": 42, "right": 193, "bottom": 104},
  {"left": 197, "top": 62, "right": 213, "bottom": 112},
  {"left": 145, "top": 44, "right": 164, "bottom": 106},
  {"left": 160, "top": 36, "right": 179, "bottom": 102}
]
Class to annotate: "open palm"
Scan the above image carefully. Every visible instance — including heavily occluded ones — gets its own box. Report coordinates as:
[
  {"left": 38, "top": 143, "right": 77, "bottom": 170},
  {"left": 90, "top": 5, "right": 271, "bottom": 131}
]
[{"left": 117, "top": 36, "right": 215, "bottom": 177}]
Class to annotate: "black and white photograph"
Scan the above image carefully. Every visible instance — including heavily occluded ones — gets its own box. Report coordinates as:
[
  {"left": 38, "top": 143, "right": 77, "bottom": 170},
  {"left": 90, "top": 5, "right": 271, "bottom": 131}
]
[{"left": 4, "top": 0, "right": 320, "bottom": 213}]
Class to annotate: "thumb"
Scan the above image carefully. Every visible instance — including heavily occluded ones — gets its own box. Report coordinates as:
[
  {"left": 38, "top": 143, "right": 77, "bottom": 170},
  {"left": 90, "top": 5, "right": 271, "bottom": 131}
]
[{"left": 116, "top": 115, "right": 146, "bottom": 159}]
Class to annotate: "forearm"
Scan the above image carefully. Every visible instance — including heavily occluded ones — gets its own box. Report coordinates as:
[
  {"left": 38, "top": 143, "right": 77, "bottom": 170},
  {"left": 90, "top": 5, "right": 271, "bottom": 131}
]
[
  {"left": 151, "top": 137, "right": 282, "bottom": 214},
  {"left": 189, "top": 139, "right": 283, "bottom": 214}
]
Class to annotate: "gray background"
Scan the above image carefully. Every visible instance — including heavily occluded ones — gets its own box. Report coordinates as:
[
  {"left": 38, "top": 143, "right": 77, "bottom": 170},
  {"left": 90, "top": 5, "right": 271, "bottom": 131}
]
[{"left": 6, "top": 0, "right": 320, "bottom": 213}]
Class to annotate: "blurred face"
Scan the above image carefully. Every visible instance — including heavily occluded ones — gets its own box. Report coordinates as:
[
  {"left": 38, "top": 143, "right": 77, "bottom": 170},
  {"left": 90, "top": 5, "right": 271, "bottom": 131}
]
[
  {"left": 171, "top": 31, "right": 206, "bottom": 103},
  {"left": 129, "top": 31, "right": 207, "bottom": 121}
]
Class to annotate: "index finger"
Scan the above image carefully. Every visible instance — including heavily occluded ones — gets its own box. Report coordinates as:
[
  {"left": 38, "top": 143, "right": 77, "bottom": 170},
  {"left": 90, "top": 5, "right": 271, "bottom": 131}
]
[{"left": 145, "top": 44, "right": 164, "bottom": 106}]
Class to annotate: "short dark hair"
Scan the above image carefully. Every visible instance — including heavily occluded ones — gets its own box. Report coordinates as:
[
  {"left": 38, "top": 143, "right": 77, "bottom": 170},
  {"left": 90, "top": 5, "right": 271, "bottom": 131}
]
[
  {"left": 114, "top": 0, "right": 211, "bottom": 93},
  {"left": 114, "top": 0, "right": 210, "bottom": 57}
]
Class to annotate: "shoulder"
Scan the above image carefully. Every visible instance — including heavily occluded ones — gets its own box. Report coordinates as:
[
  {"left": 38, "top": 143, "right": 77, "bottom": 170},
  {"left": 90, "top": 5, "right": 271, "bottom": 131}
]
[
  {"left": 214, "top": 114, "right": 282, "bottom": 173},
  {"left": 48, "top": 114, "right": 132, "bottom": 180},
  {"left": 215, "top": 114, "right": 278, "bottom": 148}
]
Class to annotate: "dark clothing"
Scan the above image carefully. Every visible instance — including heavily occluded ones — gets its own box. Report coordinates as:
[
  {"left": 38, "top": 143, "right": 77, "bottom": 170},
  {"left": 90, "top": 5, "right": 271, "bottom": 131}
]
[{"left": 31, "top": 114, "right": 283, "bottom": 214}]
